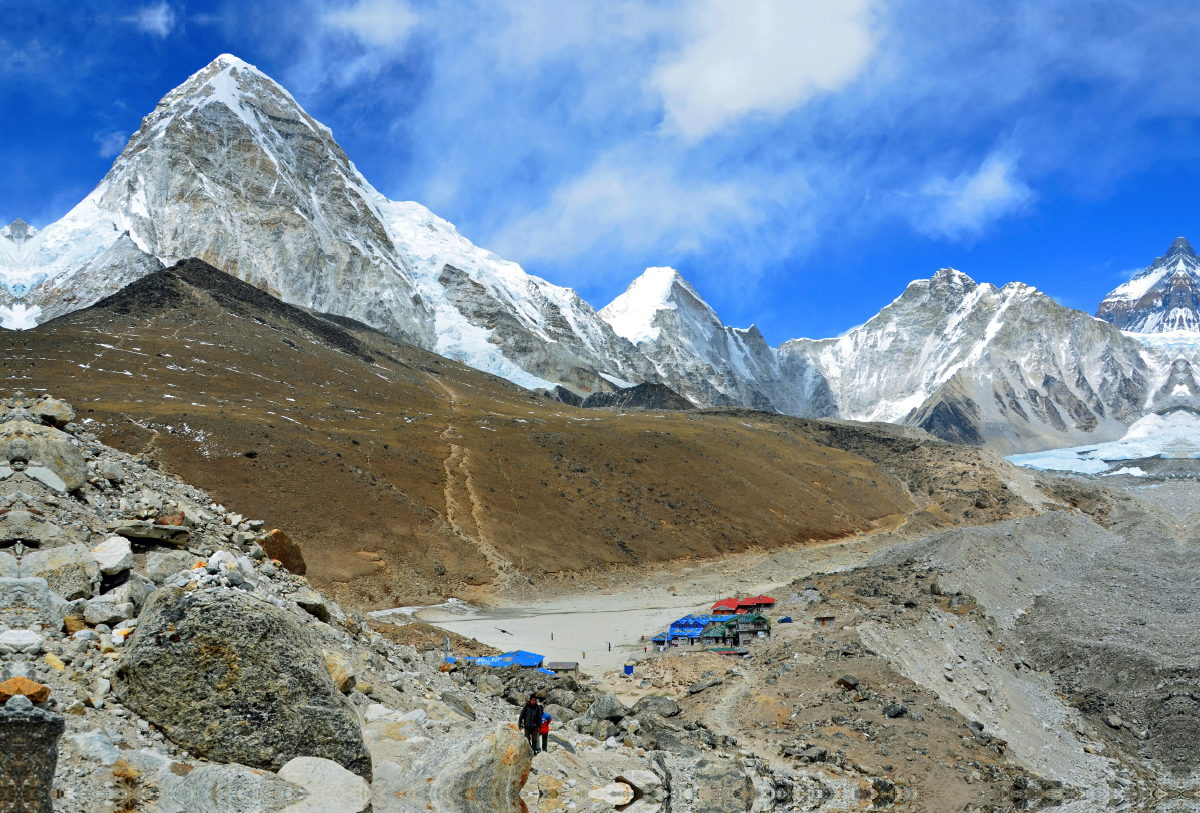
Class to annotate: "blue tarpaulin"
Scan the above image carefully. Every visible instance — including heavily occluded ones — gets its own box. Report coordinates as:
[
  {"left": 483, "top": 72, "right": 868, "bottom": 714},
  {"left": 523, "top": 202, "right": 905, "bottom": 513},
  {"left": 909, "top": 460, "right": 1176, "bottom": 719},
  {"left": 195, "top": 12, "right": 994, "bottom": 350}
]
[{"left": 471, "top": 650, "right": 546, "bottom": 668}]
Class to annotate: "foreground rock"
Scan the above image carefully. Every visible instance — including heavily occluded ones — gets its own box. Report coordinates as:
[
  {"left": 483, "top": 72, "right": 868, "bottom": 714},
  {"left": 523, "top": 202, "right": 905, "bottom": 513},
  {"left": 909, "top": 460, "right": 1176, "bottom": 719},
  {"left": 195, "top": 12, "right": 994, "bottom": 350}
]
[
  {"left": 114, "top": 586, "right": 371, "bottom": 779},
  {"left": 0, "top": 694, "right": 65, "bottom": 813},
  {"left": 370, "top": 723, "right": 530, "bottom": 812}
]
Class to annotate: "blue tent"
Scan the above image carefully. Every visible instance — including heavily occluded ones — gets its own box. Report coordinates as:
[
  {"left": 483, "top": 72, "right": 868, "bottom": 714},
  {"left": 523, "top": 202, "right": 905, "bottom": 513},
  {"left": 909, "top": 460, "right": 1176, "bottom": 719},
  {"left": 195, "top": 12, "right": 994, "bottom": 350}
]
[{"left": 472, "top": 650, "right": 545, "bottom": 669}]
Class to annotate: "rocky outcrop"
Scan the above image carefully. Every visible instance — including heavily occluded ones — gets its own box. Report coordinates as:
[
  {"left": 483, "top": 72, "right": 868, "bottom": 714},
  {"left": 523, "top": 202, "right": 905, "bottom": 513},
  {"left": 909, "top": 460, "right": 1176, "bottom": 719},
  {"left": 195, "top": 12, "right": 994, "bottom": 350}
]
[
  {"left": 580, "top": 382, "right": 695, "bottom": 411},
  {"left": 114, "top": 587, "right": 372, "bottom": 779}
]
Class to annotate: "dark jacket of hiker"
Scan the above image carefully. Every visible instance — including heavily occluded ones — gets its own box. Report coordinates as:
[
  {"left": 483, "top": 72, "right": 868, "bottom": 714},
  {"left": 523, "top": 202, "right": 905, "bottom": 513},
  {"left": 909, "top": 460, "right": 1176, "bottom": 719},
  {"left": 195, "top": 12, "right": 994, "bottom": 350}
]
[{"left": 519, "top": 700, "right": 541, "bottom": 730}]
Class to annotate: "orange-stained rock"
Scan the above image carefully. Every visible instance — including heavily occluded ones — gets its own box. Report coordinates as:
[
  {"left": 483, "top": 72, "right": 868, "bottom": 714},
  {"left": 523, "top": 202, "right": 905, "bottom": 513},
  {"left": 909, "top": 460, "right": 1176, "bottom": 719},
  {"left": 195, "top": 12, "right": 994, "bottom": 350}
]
[
  {"left": 0, "top": 676, "right": 51, "bottom": 704},
  {"left": 63, "top": 615, "right": 86, "bottom": 634},
  {"left": 264, "top": 529, "right": 306, "bottom": 575},
  {"left": 155, "top": 511, "right": 186, "bottom": 526}
]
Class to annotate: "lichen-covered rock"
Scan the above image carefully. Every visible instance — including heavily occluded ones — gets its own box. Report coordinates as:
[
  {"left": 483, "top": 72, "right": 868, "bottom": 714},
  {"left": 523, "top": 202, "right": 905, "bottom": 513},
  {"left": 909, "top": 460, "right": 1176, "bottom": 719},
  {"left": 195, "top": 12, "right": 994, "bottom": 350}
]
[
  {"left": 114, "top": 587, "right": 371, "bottom": 779},
  {"left": 18, "top": 545, "right": 99, "bottom": 601}
]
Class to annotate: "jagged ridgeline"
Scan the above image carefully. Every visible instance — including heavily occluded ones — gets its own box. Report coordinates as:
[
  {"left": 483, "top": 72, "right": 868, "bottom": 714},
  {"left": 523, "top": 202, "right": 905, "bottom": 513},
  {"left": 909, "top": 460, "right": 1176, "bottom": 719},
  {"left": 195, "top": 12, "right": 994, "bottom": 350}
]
[
  {"left": 3, "top": 54, "right": 1198, "bottom": 456},
  {"left": 3, "top": 258, "right": 1042, "bottom": 607}
]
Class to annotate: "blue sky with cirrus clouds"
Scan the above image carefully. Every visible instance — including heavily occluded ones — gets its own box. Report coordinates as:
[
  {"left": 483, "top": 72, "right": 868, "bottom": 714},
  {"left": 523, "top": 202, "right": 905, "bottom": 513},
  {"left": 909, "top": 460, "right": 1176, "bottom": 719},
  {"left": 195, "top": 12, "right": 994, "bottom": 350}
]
[{"left": 5, "top": 1, "right": 1200, "bottom": 342}]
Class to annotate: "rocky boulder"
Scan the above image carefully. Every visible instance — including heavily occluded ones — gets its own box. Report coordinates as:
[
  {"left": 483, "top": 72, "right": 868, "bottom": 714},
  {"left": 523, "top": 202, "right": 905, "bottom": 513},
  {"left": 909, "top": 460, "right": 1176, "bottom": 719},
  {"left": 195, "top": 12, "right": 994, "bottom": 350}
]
[
  {"left": 264, "top": 528, "right": 306, "bottom": 576},
  {"left": 0, "top": 694, "right": 66, "bottom": 812},
  {"left": 632, "top": 695, "right": 680, "bottom": 718},
  {"left": 114, "top": 586, "right": 371, "bottom": 779},
  {"left": 0, "top": 419, "right": 86, "bottom": 492},
  {"left": 584, "top": 693, "right": 629, "bottom": 722},
  {"left": 0, "top": 577, "right": 59, "bottom": 629},
  {"left": 19, "top": 545, "right": 99, "bottom": 601},
  {"left": 370, "top": 723, "right": 530, "bottom": 812},
  {"left": 31, "top": 397, "right": 75, "bottom": 428}
]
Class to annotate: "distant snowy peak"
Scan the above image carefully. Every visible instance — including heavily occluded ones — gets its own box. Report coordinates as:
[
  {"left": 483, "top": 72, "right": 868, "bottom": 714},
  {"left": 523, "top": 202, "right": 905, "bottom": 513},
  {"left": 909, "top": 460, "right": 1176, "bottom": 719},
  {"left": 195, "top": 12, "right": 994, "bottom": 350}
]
[
  {"left": 599, "top": 267, "right": 835, "bottom": 416},
  {"left": 599, "top": 267, "right": 713, "bottom": 344},
  {"left": 1098, "top": 237, "right": 1200, "bottom": 333}
]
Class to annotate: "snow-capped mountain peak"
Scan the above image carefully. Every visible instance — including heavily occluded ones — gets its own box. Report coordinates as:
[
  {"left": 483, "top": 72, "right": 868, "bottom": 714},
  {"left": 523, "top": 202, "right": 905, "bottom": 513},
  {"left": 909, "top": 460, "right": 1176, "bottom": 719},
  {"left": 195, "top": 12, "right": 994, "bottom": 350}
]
[
  {"left": 2, "top": 53, "right": 653, "bottom": 395},
  {"left": 599, "top": 267, "right": 712, "bottom": 344},
  {"left": 1098, "top": 237, "right": 1200, "bottom": 332}
]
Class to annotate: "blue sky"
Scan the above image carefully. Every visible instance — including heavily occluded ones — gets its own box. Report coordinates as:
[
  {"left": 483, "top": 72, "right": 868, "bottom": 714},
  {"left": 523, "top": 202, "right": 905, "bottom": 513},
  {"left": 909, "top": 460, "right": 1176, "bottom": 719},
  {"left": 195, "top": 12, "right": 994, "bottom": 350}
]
[{"left": 6, "top": 1, "right": 1200, "bottom": 343}]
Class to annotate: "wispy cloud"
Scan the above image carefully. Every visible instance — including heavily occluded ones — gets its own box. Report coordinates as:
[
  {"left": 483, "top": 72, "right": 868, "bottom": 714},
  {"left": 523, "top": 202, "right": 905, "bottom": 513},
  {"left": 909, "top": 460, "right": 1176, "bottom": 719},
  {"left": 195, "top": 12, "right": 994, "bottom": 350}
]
[
  {"left": 652, "top": 0, "right": 879, "bottom": 141},
  {"left": 322, "top": 0, "right": 418, "bottom": 48},
  {"left": 915, "top": 153, "right": 1034, "bottom": 239},
  {"left": 491, "top": 157, "right": 758, "bottom": 267},
  {"left": 126, "top": 3, "right": 177, "bottom": 38},
  {"left": 94, "top": 131, "right": 130, "bottom": 158}
]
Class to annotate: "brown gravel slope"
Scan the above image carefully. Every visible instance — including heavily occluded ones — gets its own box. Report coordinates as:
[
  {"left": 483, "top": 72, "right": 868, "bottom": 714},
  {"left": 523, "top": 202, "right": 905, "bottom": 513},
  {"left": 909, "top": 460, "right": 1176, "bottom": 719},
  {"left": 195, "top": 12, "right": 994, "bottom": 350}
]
[{"left": 1, "top": 260, "right": 1033, "bottom": 610}]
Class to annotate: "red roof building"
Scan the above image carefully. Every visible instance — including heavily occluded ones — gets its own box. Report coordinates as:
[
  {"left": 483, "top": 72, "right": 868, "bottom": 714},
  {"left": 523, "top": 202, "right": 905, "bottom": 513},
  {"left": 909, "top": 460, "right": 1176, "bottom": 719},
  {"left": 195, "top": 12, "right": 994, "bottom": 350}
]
[{"left": 711, "top": 596, "right": 775, "bottom": 614}]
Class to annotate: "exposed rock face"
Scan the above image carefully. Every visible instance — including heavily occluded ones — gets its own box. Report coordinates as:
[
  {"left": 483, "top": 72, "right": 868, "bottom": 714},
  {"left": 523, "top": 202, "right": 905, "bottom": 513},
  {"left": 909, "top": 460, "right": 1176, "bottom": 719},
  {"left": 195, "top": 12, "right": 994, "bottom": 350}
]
[
  {"left": 5, "top": 55, "right": 654, "bottom": 395},
  {"left": 1098, "top": 238, "right": 1200, "bottom": 332},
  {"left": 780, "top": 268, "right": 1153, "bottom": 453},
  {"left": 114, "top": 586, "right": 372, "bottom": 779},
  {"left": 579, "top": 382, "right": 695, "bottom": 411},
  {"left": 599, "top": 267, "right": 835, "bottom": 416}
]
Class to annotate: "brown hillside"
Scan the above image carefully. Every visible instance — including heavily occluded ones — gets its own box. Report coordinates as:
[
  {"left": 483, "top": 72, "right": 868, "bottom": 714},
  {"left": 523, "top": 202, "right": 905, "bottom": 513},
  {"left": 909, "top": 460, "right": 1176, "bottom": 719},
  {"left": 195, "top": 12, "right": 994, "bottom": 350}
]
[{"left": 1, "top": 260, "right": 1033, "bottom": 611}]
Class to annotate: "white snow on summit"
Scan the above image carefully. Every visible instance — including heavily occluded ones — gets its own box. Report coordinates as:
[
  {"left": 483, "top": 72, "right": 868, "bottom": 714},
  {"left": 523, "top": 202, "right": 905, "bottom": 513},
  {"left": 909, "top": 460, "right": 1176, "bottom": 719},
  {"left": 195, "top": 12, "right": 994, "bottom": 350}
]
[{"left": 601, "top": 267, "right": 703, "bottom": 344}]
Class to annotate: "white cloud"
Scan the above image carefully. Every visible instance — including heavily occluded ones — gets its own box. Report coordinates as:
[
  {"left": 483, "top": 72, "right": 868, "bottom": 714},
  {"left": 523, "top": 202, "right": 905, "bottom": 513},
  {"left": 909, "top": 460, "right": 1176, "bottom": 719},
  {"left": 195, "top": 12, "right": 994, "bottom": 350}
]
[
  {"left": 653, "top": 0, "right": 878, "bottom": 140},
  {"left": 129, "top": 3, "right": 177, "bottom": 37},
  {"left": 322, "top": 0, "right": 419, "bottom": 48},
  {"left": 490, "top": 157, "right": 759, "bottom": 267},
  {"left": 917, "top": 152, "right": 1033, "bottom": 239},
  {"left": 94, "top": 131, "right": 129, "bottom": 159}
]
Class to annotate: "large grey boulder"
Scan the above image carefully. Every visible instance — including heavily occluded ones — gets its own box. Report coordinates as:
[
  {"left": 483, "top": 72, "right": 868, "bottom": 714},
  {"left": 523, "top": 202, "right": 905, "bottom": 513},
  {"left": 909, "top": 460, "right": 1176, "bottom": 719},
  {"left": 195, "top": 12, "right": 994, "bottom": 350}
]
[
  {"left": 157, "top": 761, "right": 308, "bottom": 813},
  {"left": 0, "top": 694, "right": 66, "bottom": 813},
  {"left": 584, "top": 693, "right": 629, "bottom": 722},
  {"left": 31, "top": 397, "right": 75, "bottom": 428},
  {"left": 0, "top": 552, "right": 15, "bottom": 579},
  {"left": 0, "top": 577, "right": 58, "bottom": 629},
  {"left": 632, "top": 695, "right": 680, "bottom": 718},
  {"left": 114, "top": 586, "right": 371, "bottom": 779},
  {"left": 370, "top": 723, "right": 530, "bottom": 812},
  {"left": 0, "top": 420, "right": 86, "bottom": 492},
  {"left": 18, "top": 545, "right": 99, "bottom": 601}
]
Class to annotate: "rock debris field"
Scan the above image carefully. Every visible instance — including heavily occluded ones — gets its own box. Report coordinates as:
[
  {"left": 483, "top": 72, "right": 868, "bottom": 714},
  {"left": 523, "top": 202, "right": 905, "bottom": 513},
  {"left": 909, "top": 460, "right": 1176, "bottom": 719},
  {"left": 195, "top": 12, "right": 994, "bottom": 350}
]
[{"left": 4, "top": 386, "right": 1200, "bottom": 812}]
